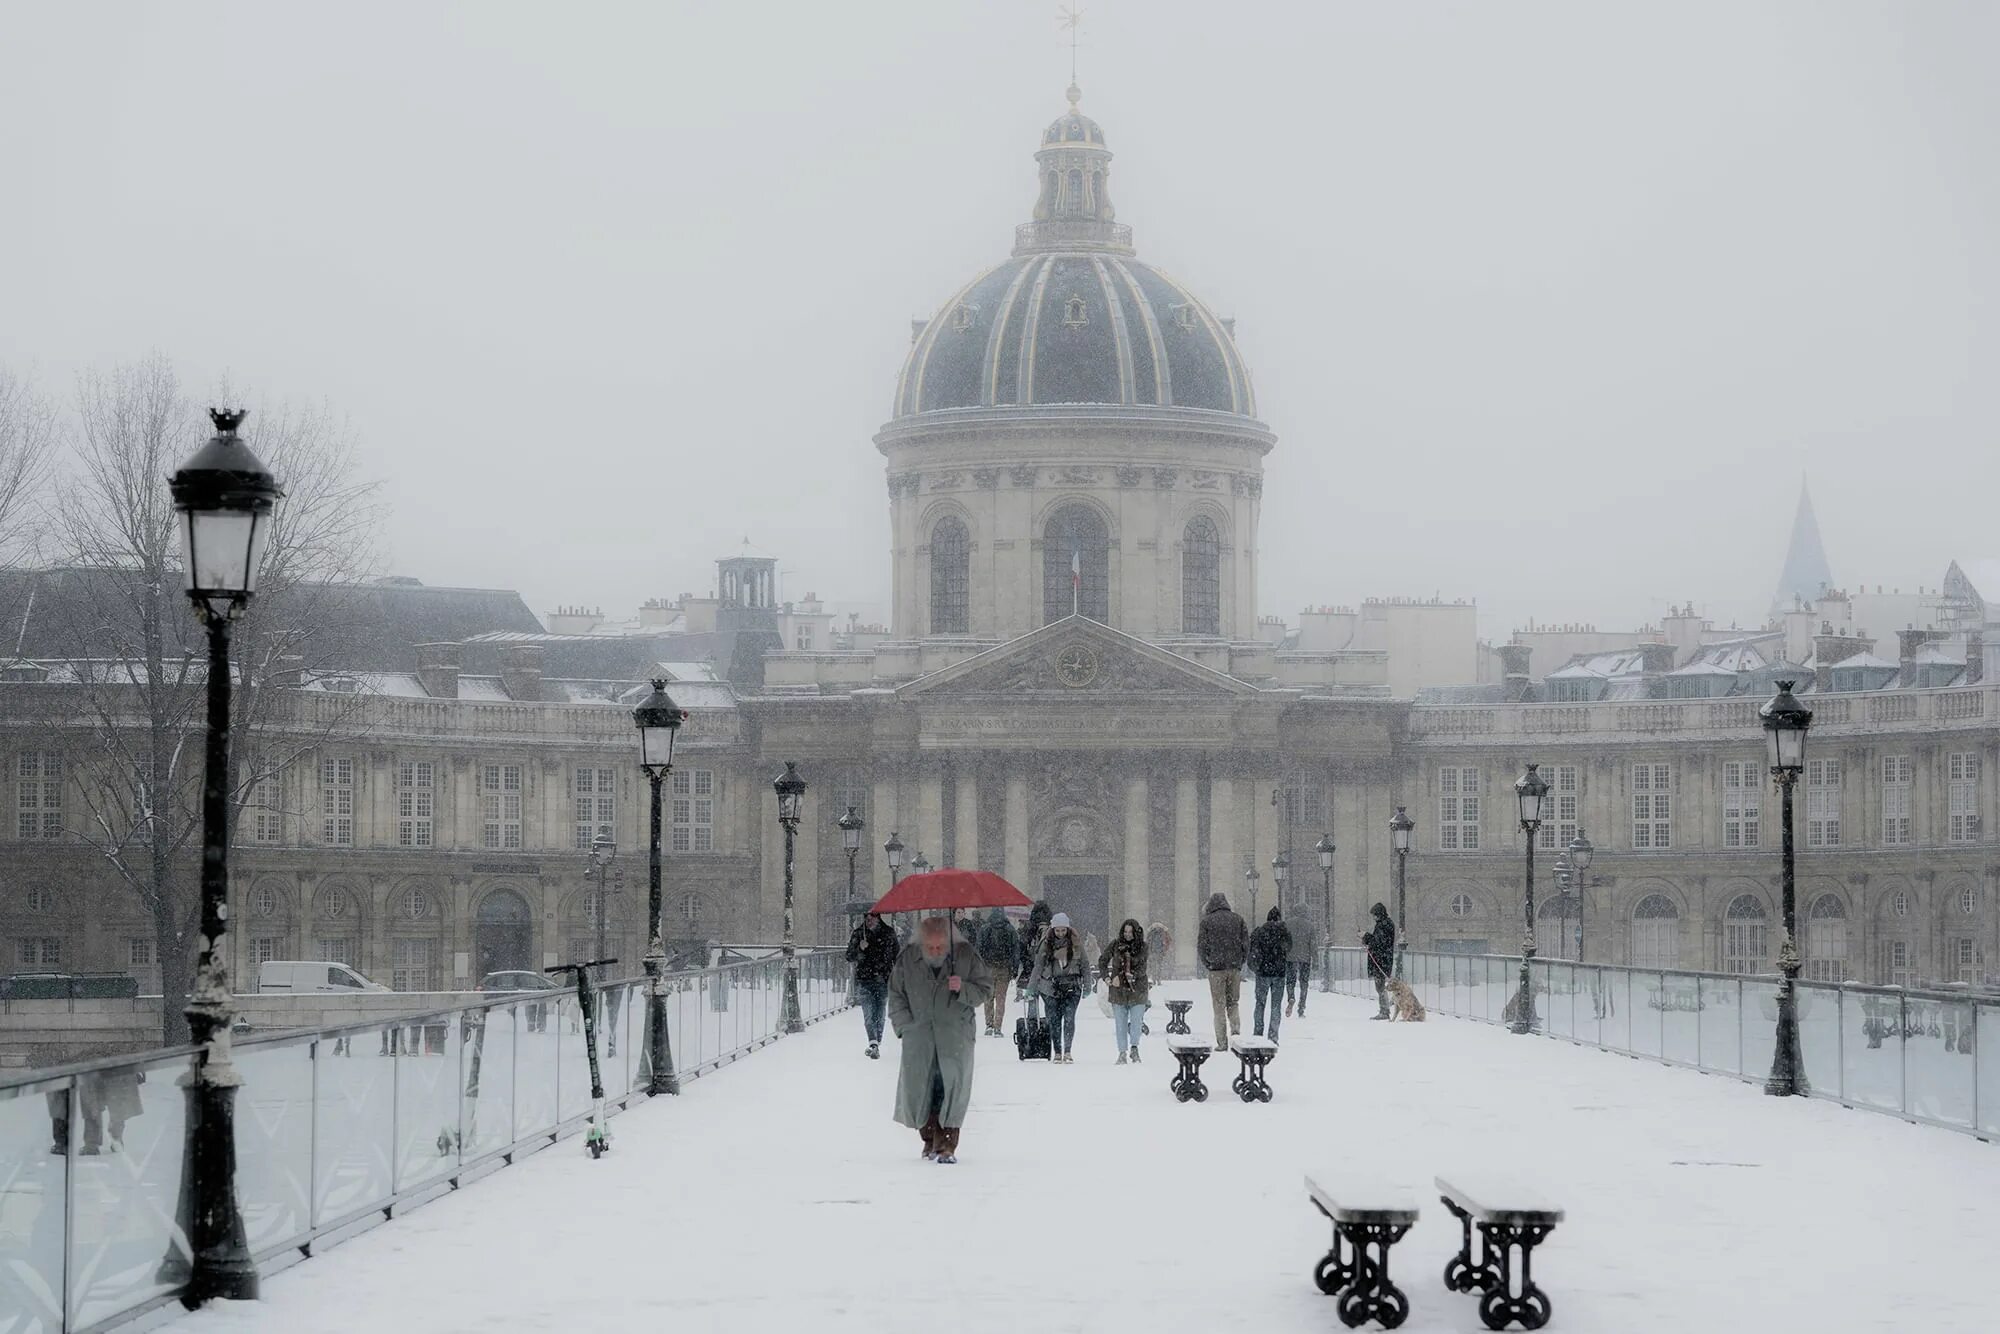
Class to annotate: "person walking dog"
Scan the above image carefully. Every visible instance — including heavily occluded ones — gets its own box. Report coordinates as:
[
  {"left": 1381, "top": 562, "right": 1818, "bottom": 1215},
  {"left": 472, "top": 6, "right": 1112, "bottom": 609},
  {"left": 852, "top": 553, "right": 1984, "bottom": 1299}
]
[{"left": 1362, "top": 902, "right": 1397, "bottom": 1021}]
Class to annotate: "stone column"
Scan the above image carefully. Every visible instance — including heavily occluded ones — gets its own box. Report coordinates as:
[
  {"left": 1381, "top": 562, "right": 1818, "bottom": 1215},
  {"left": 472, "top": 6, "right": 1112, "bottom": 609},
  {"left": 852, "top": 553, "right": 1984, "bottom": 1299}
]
[
  {"left": 1175, "top": 772, "right": 1200, "bottom": 972},
  {"left": 871, "top": 773, "right": 900, "bottom": 872},
  {"left": 1209, "top": 772, "right": 1236, "bottom": 917},
  {"left": 954, "top": 764, "right": 980, "bottom": 869},
  {"left": 1004, "top": 771, "right": 1031, "bottom": 895},
  {"left": 918, "top": 765, "right": 946, "bottom": 870},
  {"left": 796, "top": 785, "right": 822, "bottom": 944},
  {"left": 1123, "top": 768, "right": 1150, "bottom": 930}
]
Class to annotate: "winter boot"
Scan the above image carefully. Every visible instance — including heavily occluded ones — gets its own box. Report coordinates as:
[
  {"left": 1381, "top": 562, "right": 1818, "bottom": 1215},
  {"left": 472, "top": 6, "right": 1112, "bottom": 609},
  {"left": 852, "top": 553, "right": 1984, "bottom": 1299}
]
[
  {"left": 868, "top": 1042, "right": 880, "bottom": 1059},
  {"left": 1116, "top": 1051, "right": 1127, "bottom": 1065},
  {"left": 1129, "top": 1045, "right": 1140, "bottom": 1064}
]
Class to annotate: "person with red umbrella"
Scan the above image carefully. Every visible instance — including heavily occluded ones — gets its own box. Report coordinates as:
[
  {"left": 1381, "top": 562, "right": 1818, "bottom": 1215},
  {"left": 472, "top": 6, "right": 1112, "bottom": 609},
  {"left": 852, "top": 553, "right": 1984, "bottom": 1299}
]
[{"left": 887, "top": 915, "right": 994, "bottom": 1164}]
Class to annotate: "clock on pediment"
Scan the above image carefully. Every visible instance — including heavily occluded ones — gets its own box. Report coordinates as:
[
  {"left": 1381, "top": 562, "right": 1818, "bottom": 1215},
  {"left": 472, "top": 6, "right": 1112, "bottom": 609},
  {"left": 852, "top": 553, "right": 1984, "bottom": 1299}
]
[{"left": 1054, "top": 642, "right": 1099, "bottom": 688}]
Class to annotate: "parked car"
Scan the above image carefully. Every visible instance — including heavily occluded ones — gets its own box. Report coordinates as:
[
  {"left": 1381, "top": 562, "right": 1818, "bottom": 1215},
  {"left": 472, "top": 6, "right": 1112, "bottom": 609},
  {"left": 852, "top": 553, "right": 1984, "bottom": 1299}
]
[
  {"left": 256, "top": 961, "right": 388, "bottom": 994},
  {"left": 479, "top": 970, "right": 559, "bottom": 1031}
]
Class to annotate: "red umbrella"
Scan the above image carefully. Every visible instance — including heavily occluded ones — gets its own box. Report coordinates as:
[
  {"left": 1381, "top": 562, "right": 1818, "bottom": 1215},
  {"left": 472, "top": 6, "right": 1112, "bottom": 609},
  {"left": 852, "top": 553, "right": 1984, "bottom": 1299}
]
[{"left": 869, "top": 868, "right": 1030, "bottom": 916}]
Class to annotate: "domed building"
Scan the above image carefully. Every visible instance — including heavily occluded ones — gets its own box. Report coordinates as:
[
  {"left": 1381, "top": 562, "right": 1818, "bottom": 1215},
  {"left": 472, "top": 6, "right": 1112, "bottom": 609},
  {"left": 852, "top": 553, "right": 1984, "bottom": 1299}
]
[{"left": 878, "top": 84, "right": 1273, "bottom": 645}]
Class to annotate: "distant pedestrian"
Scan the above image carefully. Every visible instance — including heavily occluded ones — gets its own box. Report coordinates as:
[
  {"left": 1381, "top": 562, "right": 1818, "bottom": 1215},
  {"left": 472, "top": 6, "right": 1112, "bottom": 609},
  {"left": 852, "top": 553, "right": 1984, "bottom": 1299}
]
[
  {"left": 975, "top": 908, "right": 1023, "bottom": 1037},
  {"left": 1097, "top": 918, "right": 1150, "bottom": 1064},
  {"left": 1196, "top": 893, "right": 1249, "bottom": 1051},
  {"left": 845, "top": 911, "right": 900, "bottom": 1058},
  {"left": 888, "top": 916, "right": 993, "bottom": 1163},
  {"left": 1362, "top": 902, "right": 1397, "bottom": 1020},
  {"left": 1146, "top": 922, "right": 1173, "bottom": 980},
  {"left": 1284, "top": 900, "right": 1320, "bottom": 1017},
  {"left": 1026, "top": 913, "right": 1089, "bottom": 1062},
  {"left": 1248, "top": 906, "right": 1293, "bottom": 1042},
  {"left": 1017, "top": 899, "right": 1054, "bottom": 1018}
]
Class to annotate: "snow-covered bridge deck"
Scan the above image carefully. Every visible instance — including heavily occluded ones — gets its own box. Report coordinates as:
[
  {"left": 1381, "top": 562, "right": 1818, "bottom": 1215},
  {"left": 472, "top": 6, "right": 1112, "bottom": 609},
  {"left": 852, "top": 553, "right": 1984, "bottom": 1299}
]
[{"left": 174, "top": 983, "right": 1996, "bottom": 1334}]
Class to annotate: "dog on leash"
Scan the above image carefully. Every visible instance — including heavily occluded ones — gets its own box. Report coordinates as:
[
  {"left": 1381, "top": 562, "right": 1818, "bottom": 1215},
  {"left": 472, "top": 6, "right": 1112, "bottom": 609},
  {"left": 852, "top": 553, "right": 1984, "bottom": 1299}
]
[{"left": 1386, "top": 977, "right": 1426, "bottom": 1022}]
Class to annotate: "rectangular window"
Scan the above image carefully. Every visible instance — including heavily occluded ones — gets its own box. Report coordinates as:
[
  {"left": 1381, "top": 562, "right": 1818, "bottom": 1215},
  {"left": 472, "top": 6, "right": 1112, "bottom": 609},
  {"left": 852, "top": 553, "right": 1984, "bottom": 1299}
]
[
  {"left": 1535, "top": 765, "right": 1579, "bottom": 851},
  {"left": 1722, "top": 760, "right": 1761, "bottom": 849},
  {"left": 1885, "top": 939, "right": 1912, "bottom": 988},
  {"left": 392, "top": 937, "right": 438, "bottom": 991},
  {"left": 16, "top": 750, "right": 62, "bottom": 840},
  {"left": 128, "top": 937, "right": 155, "bottom": 967},
  {"left": 16, "top": 937, "right": 61, "bottom": 967},
  {"left": 1805, "top": 758, "right": 1841, "bottom": 849},
  {"left": 243, "top": 762, "right": 282, "bottom": 845},
  {"left": 317, "top": 937, "right": 355, "bottom": 966},
  {"left": 1437, "top": 767, "right": 1480, "bottom": 851},
  {"left": 1630, "top": 763, "right": 1671, "bottom": 850},
  {"left": 671, "top": 768, "right": 715, "bottom": 853},
  {"left": 397, "top": 760, "right": 435, "bottom": 848},
  {"left": 573, "top": 766, "right": 616, "bottom": 850},
  {"left": 320, "top": 756, "right": 354, "bottom": 847},
  {"left": 1880, "top": 755, "right": 1913, "bottom": 846},
  {"left": 1953, "top": 937, "right": 1979, "bottom": 984},
  {"left": 482, "top": 763, "right": 523, "bottom": 850},
  {"left": 1948, "top": 752, "right": 1981, "bottom": 843},
  {"left": 251, "top": 937, "right": 282, "bottom": 967}
]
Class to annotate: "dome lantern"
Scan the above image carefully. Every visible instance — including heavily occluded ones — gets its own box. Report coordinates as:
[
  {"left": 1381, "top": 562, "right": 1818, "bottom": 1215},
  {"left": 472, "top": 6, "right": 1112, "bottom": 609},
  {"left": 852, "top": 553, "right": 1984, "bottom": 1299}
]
[{"left": 1018, "top": 84, "right": 1130, "bottom": 257}]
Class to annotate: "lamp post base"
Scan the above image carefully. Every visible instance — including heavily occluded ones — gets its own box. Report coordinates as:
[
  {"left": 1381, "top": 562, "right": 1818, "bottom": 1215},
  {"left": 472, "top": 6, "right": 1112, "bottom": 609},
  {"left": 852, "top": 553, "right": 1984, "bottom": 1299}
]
[
  {"left": 1764, "top": 971, "right": 1810, "bottom": 1097},
  {"left": 170, "top": 1044, "right": 257, "bottom": 1306},
  {"left": 1509, "top": 957, "right": 1537, "bottom": 1036},
  {"left": 643, "top": 957, "right": 679, "bottom": 1096},
  {"left": 780, "top": 958, "right": 805, "bottom": 1035}
]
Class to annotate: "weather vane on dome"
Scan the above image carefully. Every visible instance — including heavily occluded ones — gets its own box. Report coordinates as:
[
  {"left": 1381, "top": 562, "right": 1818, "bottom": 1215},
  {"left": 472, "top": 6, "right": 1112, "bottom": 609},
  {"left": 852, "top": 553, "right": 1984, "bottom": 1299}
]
[{"left": 1057, "top": 4, "right": 1083, "bottom": 96}]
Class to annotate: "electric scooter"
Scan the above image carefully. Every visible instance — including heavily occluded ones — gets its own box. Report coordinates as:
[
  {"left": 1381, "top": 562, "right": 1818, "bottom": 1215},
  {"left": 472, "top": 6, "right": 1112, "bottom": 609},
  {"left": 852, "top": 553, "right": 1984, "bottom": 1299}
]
[{"left": 546, "top": 957, "right": 619, "bottom": 1158}]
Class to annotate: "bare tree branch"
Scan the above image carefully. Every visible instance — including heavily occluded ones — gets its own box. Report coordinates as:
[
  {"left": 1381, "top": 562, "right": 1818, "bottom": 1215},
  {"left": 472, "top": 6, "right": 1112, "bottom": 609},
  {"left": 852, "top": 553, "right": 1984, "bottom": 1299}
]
[{"left": 0, "top": 364, "right": 58, "bottom": 565}]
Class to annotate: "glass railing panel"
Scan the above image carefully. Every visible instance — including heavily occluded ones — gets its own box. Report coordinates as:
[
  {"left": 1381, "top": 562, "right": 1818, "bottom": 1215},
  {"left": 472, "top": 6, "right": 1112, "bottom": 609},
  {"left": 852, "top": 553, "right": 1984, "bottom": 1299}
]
[
  {"left": 460, "top": 1005, "right": 515, "bottom": 1163},
  {"left": 556, "top": 994, "right": 598, "bottom": 1126},
  {"left": 65, "top": 1051, "right": 189, "bottom": 1331},
  {"left": 1794, "top": 983, "right": 1841, "bottom": 1100},
  {"left": 1661, "top": 974, "right": 1700, "bottom": 1066},
  {"left": 512, "top": 996, "right": 560, "bottom": 1141},
  {"left": 1600, "top": 969, "right": 1631, "bottom": 1052},
  {"left": 1840, "top": 989, "right": 1904, "bottom": 1112},
  {"left": 0, "top": 1076, "right": 69, "bottom": 1334},
  {"left": 1544, "top": 962, "right": 1573, "bottom": 1040},
  {"left": 1697, "top": 976, "right": 1740, "bottom": 1075},
  {"left": 1907, "top": 996, "right": 1975, "bottom": 1130},
  {"left": 1630, "top": 972, "right": 1664, "bottom": 1059},
  {"left": 233, "top": 1040, "right": 312, "bottom": 1255},
  {"left": 312, "top": 1026, "right": 394, "bottom": 1227},
  {"left": 1574, "top": 966, "right": 1605, "bottom": 1048},
  {"left": 1977, "top": 1001, "right": 2000, "bottom": 1140},
  {"left": 1740, "top": 978, "right": 1779, "bottom": 1084},
  {"left": 393, "top": 1013, "right": 461, "bottom": 1193}
]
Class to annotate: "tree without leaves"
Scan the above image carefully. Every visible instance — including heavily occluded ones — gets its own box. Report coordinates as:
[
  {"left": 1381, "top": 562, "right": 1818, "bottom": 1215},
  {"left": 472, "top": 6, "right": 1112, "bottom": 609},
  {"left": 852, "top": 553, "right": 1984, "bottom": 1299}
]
[
  {"left": 0, "top": 366, "right": 57, "bottom": 566},
  {"left": 32, "top": 353, "right": 383, "bottom": 1044}
]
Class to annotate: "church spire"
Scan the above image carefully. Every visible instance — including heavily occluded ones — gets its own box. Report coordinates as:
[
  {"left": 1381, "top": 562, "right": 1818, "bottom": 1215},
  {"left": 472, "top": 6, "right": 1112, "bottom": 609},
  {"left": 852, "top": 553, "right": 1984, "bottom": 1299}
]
[{"left": 1771, "top": 478, "right": 1835, "bottom": 616}]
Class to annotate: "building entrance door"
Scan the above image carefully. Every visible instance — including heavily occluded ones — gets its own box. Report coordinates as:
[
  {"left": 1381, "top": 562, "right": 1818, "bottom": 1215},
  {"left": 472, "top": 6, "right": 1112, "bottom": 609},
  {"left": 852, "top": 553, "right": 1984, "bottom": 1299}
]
[
  {"left": 1040, "top": 874, "right": 1110, "bottom": 941},
  {"left": 474, "top": 889, "right": 535, "bottom": 977}
]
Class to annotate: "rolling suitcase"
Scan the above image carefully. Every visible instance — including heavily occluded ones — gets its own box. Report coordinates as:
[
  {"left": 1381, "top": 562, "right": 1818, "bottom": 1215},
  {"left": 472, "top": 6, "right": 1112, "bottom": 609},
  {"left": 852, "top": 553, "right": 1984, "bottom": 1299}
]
[{"left": 1014, "top": 1011, "right": 1052, "bottom": 1061}]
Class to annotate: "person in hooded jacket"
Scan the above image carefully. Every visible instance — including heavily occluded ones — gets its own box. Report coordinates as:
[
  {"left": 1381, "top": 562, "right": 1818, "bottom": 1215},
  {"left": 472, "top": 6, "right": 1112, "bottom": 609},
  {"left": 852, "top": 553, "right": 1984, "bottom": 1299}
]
[
  {"left": 1248, "top": 906, "right": 1293, "bottom": 1042},
  {"left": 1362, "top": 901, "right": 1397, "bottom": 1020},
  {"left": 845, "top": 911, "right": 900, "bottom": 1058},
  {"left": 1096, "top": 918, "right": 1150, "bottom": 1064},
  {"left": 1017, "top": 899, "right": 1054, "bottom": 1019},
  {"left": 1284, "top": 900, "right": 1320, "bottom": 1017},
  {"left": 974, "top": 908, "right": 1022, "bottom": 1037},
  {"left": 1026, "top": 913, "right": 1090, "bottom": 1062},
  {"left": 1195, "top": 893, "right": 1249, "bottom": 1051}
]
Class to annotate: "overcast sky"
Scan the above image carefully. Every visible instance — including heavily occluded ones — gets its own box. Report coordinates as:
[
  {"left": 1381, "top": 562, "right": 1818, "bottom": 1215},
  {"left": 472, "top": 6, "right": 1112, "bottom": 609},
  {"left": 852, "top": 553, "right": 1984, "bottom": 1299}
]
[{"left": 3, "top": 1, "right": 1994, "bottom": 640}]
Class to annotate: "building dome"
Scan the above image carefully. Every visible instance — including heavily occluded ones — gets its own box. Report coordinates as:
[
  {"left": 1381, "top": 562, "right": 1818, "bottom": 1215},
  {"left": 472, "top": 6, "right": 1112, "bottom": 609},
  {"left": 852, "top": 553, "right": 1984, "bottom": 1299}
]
[{"left": 892, "top": 86, "right": 1256, "bottom": 421}]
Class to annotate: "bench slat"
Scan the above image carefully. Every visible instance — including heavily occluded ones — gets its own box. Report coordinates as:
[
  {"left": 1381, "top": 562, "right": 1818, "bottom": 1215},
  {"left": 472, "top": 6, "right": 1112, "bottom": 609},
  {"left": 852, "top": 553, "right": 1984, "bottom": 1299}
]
[
  {"left": 1305, "top": 1173, "right": 1419, "bottom": 1225},
  {"left": 1233, "top": 1035, "right": 1277, "bottom": 1052},
  {"left": 1436, "top": 1173, "right": 1564, "bottom": 1226},
  {"left": 1166, "top": 1035, "right": 1211, "bottom": 1052}
]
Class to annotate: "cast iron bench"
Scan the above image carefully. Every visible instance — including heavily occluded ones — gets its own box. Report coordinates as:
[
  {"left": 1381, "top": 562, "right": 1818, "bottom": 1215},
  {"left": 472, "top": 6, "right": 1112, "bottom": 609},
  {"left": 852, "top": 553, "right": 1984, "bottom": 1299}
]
[
  {"left": 1304, "top": 1173, "right": 1418, "bottom": 1329},
  {"left": 1164, "top": 999, "right": 1194, "bottom": 1034},
  {"left": 1436, "top": 1174, "right": 1563, "bottom": 1331},
  {"left": 1229, "top": 1033, "right": 1277, "bottom": 1102},
  {"left": 1165, "top": 1034, "right": 1211, "bottom": 1102}
]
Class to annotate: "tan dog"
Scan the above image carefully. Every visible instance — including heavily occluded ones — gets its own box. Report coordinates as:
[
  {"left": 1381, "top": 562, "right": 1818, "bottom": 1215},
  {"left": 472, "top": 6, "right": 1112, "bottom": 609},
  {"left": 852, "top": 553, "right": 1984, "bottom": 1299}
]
[{"left": 1387, "top": 977, "right": 1426, "bottom": 1022}]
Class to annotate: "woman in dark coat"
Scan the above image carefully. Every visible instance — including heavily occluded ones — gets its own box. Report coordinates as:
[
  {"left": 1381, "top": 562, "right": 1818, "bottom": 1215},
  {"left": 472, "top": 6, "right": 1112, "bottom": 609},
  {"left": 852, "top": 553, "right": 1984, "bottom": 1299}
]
[
  {"left": 845, "top": 912, "right": 901, "bottom": 1057},
  {"left": 1026, "top": 913, "right": 1089, "bottom": 1062},
  {"left": 1096, "top": 918, "right": 1150, "bottom": 1064},
  {"left": 1017, "top": 899, "right": 1054, "bottom": 1018},
  {"left": 1362, "top": 902, "right": 1397, "bottom": 1020}
]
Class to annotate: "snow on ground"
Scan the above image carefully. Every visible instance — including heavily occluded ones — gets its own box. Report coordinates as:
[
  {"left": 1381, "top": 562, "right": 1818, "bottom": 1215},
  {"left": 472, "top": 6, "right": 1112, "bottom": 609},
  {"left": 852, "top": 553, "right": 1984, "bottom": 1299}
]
[{"left": 171, "top": 984, "right": 1999, "bottom": 1334}]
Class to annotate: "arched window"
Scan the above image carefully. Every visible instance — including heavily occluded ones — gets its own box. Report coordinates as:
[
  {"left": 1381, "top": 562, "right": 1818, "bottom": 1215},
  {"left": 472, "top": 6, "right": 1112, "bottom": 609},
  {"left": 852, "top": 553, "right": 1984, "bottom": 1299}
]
[
  {"left": 1957, "top": 883, "right": 1981, "bottom": 916},
  {"left": 1722, "top": 894, "right": 1768, "bottom": 976},
  {"left": 929, "top": 516, "right": 970, "bottom": 634},
  {"left": 1537, "top": 894, "right": 1578, "bottom": 961},
  {"left": 1042, "top": 505, "right": 1110, "bottom": 623},
  {"left": 1630, "top": 893, "right": 1681, "bottom": 970},
  {"left": 1889, "top": 888, "right": 1911, "bottom": 918},
  {"left": 1182, "top": 515, "right": 1221, "bottom": 635},
  {"left": 1805, "top": 894, "right": 1847, "bottom": 982}
]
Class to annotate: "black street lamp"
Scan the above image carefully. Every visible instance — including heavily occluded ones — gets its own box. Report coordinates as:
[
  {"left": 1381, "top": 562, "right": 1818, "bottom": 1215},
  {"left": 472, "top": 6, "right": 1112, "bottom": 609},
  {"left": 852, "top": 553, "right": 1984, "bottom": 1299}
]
[
  {"left": 587, "top": 832, "right": 617, "bottom": 967},
  {"left": 1388, "top": 805, "right": 1414, "bottom": 978},
  {"left": 1270, "top": 850, "right": 1290, "bottom": 905},
  {"left": 1511, "top": 764, "right": 1550, "bottom": 1034},
  {"left": 1313, "top": 833, "right": 1336, "bottom": 989},
  {"left": 1244, "top": 863, "right": 1261, "bottom": 921},
  {"left": 838, "top": 805, "right": 867, "bottom": 949},
  {"left": 1761, "top": 680, "right": 1814, "bottom": 1097},
  {"left": 634, "top": 679, "right": 685, "bottom": 1095},
  {"left": 911, "top": 850, "right": 931, "bottom": 876},
  {"left": 1568, "top": 830, "right": 1594, "bottom": 962},
  {"left": 774, "top": 762, "right": 808, "bottom": 1034},
  {"left": 884, "top": 830, "right": 906, "bottom": 882},
  {"left": 166, "top": 408, "right": 282, "bottom": 1308}
]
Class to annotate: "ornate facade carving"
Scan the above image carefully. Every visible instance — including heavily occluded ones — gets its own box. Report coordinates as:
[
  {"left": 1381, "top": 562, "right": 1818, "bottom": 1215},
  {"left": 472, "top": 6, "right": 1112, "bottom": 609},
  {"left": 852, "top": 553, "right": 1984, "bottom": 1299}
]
[
  {"left": 1115, "top": 465, "right": 1144, "bottom": 488},
  {"left": 1152, "top": 467, "right": 1178, "bottom": 490},
  {"left": 972, "top": 468, "right": 1001, "bottom": 490},
  {"left": 929, "top": 471, "right": 964, "bottom": 491},
  {"left": 1009, "top": 464, "right": 1038, "bottom": 487},
  {"left": 1189, "top": 470, "right": 1220, "bottom": 491},
  {"left": 1053, "top": 466, "right": 1099, "bottom": 485}
]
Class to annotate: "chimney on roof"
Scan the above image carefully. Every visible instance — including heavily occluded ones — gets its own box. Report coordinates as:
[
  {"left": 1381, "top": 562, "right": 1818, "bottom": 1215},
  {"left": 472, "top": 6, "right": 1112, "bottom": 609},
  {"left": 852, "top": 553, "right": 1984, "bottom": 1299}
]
[
  {"left": 1812, "top": 629, "right": 1869, "bottom": 693},
  {"left": 1897, "top": 628, "right": 1942, "bottom": 687},
  {"left": 1966, "top": 631, "right": 1985, "bottom": 686},
  {"left": 500, "top": 643, "right": 545, "bottom": 702},
  {"left": 415, "top": 642, "right": 459, "bottom": 699},
  {"left": 1498, "top": 642, "right": 1533, "bottom": 702},
  {"left": 1638, "top": 642, "right": 1676, "bottom": 697}
]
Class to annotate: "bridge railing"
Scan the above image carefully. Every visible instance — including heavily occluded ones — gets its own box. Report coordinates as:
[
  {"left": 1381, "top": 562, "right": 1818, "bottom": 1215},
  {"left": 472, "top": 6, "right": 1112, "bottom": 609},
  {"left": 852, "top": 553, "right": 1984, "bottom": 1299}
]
[
  {"left": 0, "top": 950, "right": 851, "bottom": 1333},
  {"left": 1324, "top": 947, "right": 1998, "bottom": 1141}
]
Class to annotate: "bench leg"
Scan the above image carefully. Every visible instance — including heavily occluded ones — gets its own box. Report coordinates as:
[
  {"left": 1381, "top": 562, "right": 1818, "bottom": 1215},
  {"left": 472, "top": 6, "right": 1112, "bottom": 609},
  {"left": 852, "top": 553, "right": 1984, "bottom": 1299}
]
[
  {"left": 1310, "top": 1201, "right": 1357, "bottom": 1296},
  {"left": 1334, "top": 1221, "right": 1411, "bottom": 1329},
  {"left": 1171, "top": 1053, "right": 1209, "bottom": 1102},
  {"left": 1441, "top": 1197, "right": 1499, "bottom": 1295},
  {"left": 1472, "top": 1222, "right": 1555, "bottom": 1332},
  {"left": 1234, "top": 1053, "right": 1275, "bottom": 1102}
]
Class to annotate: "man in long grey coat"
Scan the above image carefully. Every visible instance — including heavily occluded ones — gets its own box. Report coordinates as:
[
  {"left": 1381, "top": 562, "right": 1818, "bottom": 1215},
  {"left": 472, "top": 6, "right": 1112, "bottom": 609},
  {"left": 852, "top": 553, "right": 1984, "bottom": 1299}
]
[{"left": 888, "top": 916, "right": 994, "bottom": 1163}]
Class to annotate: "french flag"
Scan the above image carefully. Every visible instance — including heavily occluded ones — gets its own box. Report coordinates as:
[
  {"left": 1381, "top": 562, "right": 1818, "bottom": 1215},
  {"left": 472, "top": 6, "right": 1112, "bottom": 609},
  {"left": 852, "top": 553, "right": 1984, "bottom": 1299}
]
[{"left": 1071, "top": 547, "right": 1081, "bottom": 592}]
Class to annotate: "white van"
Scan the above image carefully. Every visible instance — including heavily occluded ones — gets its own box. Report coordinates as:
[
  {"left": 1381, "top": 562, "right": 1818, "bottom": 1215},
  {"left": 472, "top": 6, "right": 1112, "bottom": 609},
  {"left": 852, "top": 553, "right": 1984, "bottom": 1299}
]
[{"left": 257, "top": 960, "right": 390, "bottom": 994}]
